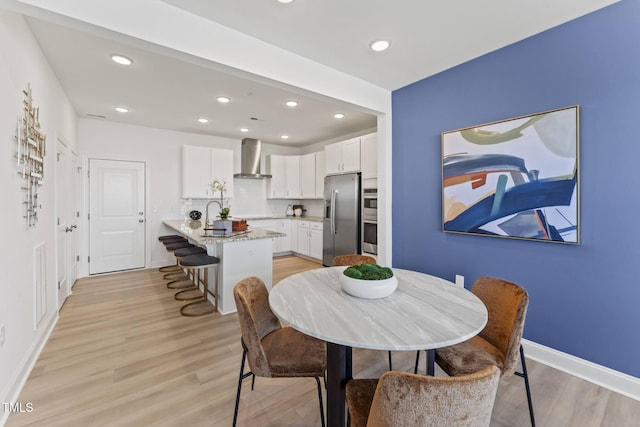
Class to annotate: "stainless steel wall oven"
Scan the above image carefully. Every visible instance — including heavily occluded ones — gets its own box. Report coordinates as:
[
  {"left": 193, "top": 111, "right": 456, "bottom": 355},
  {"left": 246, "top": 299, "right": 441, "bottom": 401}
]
[{"left": 362, "top": 188, "right": 377, "bottom": 254}]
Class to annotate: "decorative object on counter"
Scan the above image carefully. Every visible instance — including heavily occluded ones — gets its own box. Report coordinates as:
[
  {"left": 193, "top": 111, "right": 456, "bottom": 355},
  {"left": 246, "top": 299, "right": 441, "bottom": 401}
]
[
  {"left": 14, "top": 83, "right": 46, "bottom": 227},
  {"left": 340, "top": 264, "right": 397, "bottom": 299},
  {"left": 213, "top": 220, "right": 232, "bottom": 236},
  {"left": 189, "top": 210, "right": 202, "bottom": 220},
  {"left": 286, "top": 204, "right": 294, "bottom": 216},
  {"left": 210, "top": 178, "right": 230, "bottom": 219},
  {"left": 232, "top": 219, "right": 248, "bottom": 232},
  {"left": 293, "top": 204, "right": 304, "bottom": 217},
  {"left": 188, "top": 220, "right": 202, "bottom": 229}
]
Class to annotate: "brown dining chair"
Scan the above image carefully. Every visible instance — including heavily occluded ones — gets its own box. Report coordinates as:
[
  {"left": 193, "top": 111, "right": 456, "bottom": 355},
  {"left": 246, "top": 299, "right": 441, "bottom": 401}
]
[
  {"left": 332, "top": 254, "right": 376, "bottom": 267},
  {"left": 346, "top": 365, "right": 500, "bottom": 427},
  {"left": 429, "top": 276, "right": 535, "bottom": 426},
  {"left": 232, "top": 277, "right": 327, "bottom": 427}
]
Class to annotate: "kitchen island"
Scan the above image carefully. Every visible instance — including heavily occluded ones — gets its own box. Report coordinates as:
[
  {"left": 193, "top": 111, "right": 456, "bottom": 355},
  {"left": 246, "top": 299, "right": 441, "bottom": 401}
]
[{"left": 163, "top": 219, "right": 285, "bottom": 314}]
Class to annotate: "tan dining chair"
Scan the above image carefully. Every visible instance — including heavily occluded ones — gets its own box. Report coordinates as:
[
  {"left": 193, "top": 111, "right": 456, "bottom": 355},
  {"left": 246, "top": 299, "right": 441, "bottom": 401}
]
[
  {"left": 429, "top": 276, "right": 535, "bottom": 426},
  {"left": 346, "top": 365, "right": 500, "bottom": 427},
  {"left": 232, "top": 276, "right": 327, "bottom": 427},
  {"left": 332, "top": 254, "right": 376, "bottom": 267}
]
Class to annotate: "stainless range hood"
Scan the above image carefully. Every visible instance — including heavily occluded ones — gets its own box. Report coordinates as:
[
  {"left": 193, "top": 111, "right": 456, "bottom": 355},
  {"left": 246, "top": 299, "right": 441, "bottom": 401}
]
[{"left": 233, "top": 138, "right": 272, "bottom": 179}]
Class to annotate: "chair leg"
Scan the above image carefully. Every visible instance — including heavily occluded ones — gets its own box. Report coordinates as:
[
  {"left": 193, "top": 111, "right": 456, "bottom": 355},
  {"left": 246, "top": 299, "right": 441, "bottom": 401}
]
[
  {"left": 233, "top": 348, "right": 254, "bottom": 427},
  {"left": 388, "top": 351, "right": 393, "bottom": 371},
  {"left": 414, "top": 350, "right": 420, "bottom": 374},
  {"left": 514, "top": 344, "right": 535, "bottom": 427},
  {"left": 315, "top": 377, "right": 326, "bottom": 427}
]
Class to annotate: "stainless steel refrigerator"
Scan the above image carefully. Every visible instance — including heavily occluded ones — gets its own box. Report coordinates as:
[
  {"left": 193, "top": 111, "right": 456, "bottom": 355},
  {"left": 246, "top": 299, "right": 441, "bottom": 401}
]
[{"left": 323, "top": 173, "right": 361, "bottom": 266}]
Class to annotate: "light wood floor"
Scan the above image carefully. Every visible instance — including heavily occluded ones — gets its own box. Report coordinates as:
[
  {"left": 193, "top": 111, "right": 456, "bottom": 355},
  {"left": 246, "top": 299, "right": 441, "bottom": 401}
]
[{"left": 7, "top": 255, "right": 640, "bottom": 426}]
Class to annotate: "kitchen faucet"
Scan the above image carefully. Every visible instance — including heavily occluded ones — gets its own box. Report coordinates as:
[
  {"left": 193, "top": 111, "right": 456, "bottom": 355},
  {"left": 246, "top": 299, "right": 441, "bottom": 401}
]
[{"left": 204, "top": 200, "right": 222, "bottom": 228}]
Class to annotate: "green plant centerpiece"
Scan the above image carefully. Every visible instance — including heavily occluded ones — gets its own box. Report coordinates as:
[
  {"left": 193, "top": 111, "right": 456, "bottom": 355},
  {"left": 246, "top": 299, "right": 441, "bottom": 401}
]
[
  {"left": 340, "top": 263, "right": 397, "bottom": 299},
  {"left": 343, "top": 263, "right": 393, "bottom": 280}
]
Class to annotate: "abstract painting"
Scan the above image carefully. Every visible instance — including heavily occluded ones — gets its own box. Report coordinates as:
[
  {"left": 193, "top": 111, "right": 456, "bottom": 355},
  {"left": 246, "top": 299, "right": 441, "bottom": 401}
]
[{"left": 442, "top": 105, "right": 579, "bottom": 244}]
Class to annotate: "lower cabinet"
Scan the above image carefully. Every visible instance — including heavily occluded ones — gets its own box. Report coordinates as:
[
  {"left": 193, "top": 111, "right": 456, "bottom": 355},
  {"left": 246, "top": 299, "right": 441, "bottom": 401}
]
[
  {"left": 249, "top": 219, "right": 291, "bottom": 255},
  {"left": 296, "top": 221, "right": 323, "bottom": 260}
]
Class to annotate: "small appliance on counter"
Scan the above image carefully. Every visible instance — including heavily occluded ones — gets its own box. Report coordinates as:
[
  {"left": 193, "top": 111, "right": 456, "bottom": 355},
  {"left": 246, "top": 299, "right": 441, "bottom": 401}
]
[
  {"left": 293, "top": 204, "right": 304, "bottom": 217},
  {"left": 286, "top": 204, "right": 294, "bottom": 216}
]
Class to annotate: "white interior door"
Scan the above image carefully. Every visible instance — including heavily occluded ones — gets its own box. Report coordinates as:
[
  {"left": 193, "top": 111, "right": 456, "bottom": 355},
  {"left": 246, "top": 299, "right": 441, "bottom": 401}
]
[
  {"left": 68, "top": 151, "right": 80, "bottom": 287},
  {"left": 56, "top": 140, "right": 69, "bottom": 309},
  {"left": 89, "top": 159, "right": 146, "bottom": 274}
]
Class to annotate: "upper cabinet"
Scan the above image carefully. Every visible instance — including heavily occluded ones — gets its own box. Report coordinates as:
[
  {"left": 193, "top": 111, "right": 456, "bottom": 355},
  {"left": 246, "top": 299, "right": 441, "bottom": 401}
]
[
  {"left": 285, "top": 156, "right": 301, "bottom": 198},
  {"left": 360, "top": 133, "right": 377, "bottom": 179},
  {"left": 182, "top": 145, "right": 234, "bottom": 199},
  {"left": 325, "top": 137, "right": 361, "bottom": 175},
  {"left": 315, "top": 151, "right": 325, "bottom": 198},
  {"left": 267, "top": 154, "right": 301, "bottom": 199},
  {"left": 300, "top": 153, "right": 316, "bottom": 198}
]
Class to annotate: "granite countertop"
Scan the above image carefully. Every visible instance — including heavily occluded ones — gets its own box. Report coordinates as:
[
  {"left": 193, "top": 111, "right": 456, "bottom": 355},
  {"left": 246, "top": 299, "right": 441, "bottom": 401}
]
[
  {"left": 163, "top": 219, "right": 286, "bottom": 245},
  {"left": 240, "top": 215, "right": 323, "bottom": 222}
]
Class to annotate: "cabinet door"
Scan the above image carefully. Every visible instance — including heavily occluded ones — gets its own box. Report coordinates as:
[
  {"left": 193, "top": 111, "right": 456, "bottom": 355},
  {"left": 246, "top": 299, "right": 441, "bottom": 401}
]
[
  {"left": 267, "top": 155, "right": 286, "bottom": 198},
  {"left": 297, "top": 221, "right": 310, "bottom": 256},
  {"left": 315, "top": 151, "right": 325, "bottom": 199},
  {"left": 182, "top": 145, "right": 212, "bottom": 198},
  {"left": 341, "top": 137, "right": 361, "bottom": 173},
  {"left": 211, "top": 148, "right": 234, "bottom": 198},
  {"left": 324, "top": 142, "right": 342, "bottom": 175},
  {"left": 279, "top": 220, "right": 291, "bottom": 252},
  {"left": 285, "top": 156, "right": 301, "bottom": 198},
  {"left": 300, "top": 153, "right": 316, "bottom": 198},
  {"left": 360, "top": 133, "right": 377, "bottom": 180},
  {"left": 309, "top": 223, "right": 323, "bottom": 260},
  {"left": 290, "top": 220, "right": 298, "bottom": 252}
]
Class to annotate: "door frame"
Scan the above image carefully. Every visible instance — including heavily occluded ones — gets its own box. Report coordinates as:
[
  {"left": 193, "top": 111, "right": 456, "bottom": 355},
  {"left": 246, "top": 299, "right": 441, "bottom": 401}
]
[{"left": 80, "top": 154, "right": 151, "bottom": 278}]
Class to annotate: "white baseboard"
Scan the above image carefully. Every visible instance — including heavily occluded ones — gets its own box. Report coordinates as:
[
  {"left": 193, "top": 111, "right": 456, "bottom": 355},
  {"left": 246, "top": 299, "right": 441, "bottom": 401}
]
[
  {"left": 522, "top": 339, "right": 640, "bottom": 401},
  {"left": 1, "top": 313, "right": 58, "bottom": 427}
]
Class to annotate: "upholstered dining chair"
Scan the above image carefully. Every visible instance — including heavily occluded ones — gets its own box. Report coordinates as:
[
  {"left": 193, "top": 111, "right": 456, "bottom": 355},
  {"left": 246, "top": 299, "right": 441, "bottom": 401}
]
[
  {"left": 332, "top": 254, "right": 376, "bottom": 267},
  {"left": 232, "top": 277, "right": 327, "bottom": 427},
  {"left": 427, "top": 276, "right": 535, "bottom": 426},
  {"left": 346, "top": 365, "right": 500, "bottom": 427}
]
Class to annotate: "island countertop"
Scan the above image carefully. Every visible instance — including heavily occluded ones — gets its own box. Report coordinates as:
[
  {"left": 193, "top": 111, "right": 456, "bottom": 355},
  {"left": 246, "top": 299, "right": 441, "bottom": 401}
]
[{"left": 163, "top": 219, "right": 285, "bottom": 246}]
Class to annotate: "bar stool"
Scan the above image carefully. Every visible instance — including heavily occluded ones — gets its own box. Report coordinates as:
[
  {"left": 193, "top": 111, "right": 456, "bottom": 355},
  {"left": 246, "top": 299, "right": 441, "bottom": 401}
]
[
  {"left": 175, "top": 253, "right": 219, "bottom": 316},
  {"left": 158, "top": 236, "right": 189, "bottom": 273},
  {"left": 167, "top": 246, "right": 207, "bottom": 290},
  {"left": 162, "top": 240, "right": 193, "bottom": 280}
]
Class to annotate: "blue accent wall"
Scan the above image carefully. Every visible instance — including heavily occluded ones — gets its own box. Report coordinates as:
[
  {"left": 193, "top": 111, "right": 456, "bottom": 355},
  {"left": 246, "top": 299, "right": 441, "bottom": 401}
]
[{"left": 392, "top": 0, "right": 640, "bottom": 377}]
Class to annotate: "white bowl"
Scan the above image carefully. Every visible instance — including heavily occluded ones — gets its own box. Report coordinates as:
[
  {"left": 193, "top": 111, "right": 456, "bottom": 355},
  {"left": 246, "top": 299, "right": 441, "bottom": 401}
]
[{"left": 340, "top": 273, "right": 398, "bottom": 299}]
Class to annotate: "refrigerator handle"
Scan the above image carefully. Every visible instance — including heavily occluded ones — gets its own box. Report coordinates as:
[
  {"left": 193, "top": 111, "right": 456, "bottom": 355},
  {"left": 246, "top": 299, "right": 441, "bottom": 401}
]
[{"left": 331, "top": 189, "right": 338, "bottom": 235}]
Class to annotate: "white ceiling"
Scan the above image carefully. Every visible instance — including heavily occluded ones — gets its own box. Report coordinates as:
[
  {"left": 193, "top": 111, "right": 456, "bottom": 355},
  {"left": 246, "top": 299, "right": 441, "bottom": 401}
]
[{"left": 16, "top": 0, "right": 619, "bottom": 147}]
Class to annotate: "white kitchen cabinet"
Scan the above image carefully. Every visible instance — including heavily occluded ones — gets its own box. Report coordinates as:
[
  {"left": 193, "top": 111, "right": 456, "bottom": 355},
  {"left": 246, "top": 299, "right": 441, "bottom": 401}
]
[
  {"left": 360, "top": 133, "right": 377, "bottom": 179},
  {"left": 315, "top": 151, "right": 325, "bottom": 198},
  {"left": 249, "top": 219, "right": 291, "bottom": 255},
  {"left": 296, "top": 220, "right": 323, "bottom": 260},
  {"left": 300, "top": 153, "right": 316, "bottom": 198},
  {"left": 324, "top": 137, "right": 361, "bottom": 175},
  {"left": 182, "top": 145, "right": 234, "bottom": 199},
  {"left": 290, "top": 219, "right": 299, "bottom": 252},
  {"left": 285, "top": 156, "right": 301, "bottom": 198},
  {"left": 266, "top": 155, "right": 286, "bottom": 198}
]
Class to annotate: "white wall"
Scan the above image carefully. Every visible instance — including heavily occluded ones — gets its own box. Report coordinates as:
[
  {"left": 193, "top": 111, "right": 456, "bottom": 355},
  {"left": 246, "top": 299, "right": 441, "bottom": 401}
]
[{"left": 0, "top": 10, "right": 78, "bottom": 417}]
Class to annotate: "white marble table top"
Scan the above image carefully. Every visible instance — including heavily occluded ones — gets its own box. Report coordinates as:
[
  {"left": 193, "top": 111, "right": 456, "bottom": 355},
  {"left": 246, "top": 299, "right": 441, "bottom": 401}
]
[{"left": 269, "top": 267, "right": 488, "bottom": 351}]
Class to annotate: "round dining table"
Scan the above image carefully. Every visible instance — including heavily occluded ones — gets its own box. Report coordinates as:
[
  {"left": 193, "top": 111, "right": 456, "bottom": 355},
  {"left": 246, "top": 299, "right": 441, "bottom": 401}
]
[{"left": 269, "top": 266, "right": 488, "bottom": 427}]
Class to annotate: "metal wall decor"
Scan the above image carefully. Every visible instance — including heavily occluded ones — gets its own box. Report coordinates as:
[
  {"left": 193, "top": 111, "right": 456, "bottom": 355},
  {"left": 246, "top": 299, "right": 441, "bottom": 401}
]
[{"left": 15, "top": 84, "right": 46, "bottom": 227}]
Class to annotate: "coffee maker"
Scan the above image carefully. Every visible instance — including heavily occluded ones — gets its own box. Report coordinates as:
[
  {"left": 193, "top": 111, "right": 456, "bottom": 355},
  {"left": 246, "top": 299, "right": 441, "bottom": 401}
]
[{"left": 292, "top": 204, "right": 304, "bottom": 217}]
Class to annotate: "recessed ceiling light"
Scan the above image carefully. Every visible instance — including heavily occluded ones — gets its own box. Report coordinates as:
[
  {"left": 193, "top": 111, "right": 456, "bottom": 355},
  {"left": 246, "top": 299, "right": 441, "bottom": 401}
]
[
  {"left": 369, "top": 40, "right": 390, "bottom": 52},
  {"left": 281, "top": 135, "right": 289, "bottom": 140},
  {"left": 217, "top": 96, "right": 231, "bottom": 103},
  {"left": 197, "top": 118, "right": 209, "bottom": 124},
  {"left": 334, "top": 113, "right": 345, "bottom": 119},
  {"left": 114, "top": 106, "right": 129, "bottom": 113},
  {"left": 240, "top": 127, "right": 249, "bottom": 133},
  {"left": 285, "top": 100, "right": 298, "bottom": 107},
  {"left": 111, "top": 54, "right": 133, "bottom": 65},
  {"left": 277, "top": 0, "right": 294, "bottom": 3}
]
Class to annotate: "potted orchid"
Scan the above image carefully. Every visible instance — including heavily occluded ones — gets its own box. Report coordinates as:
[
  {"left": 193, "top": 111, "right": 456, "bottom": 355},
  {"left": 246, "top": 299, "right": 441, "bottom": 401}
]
[{"left": 210, "top": 179, "right": 231, "bottom": 235}]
